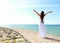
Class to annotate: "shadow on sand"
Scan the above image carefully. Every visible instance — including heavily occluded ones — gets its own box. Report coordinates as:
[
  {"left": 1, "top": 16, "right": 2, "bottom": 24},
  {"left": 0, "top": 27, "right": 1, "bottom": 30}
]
[{"left": 44, "top": 37, "right": 60, "bottom": 42}]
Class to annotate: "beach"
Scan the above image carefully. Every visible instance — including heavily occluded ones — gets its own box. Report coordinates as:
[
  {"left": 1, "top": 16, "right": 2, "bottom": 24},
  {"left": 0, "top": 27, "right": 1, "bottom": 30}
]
[
  {"left": 0, "top": 27, "right": 60, "bottom": 43},
  {"left": 10, "top": 27, "right": 60, "bottom": 43}
]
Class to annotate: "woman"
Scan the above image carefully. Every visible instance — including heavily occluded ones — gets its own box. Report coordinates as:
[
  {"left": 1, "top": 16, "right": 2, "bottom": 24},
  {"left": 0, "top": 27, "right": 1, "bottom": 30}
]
[{"left": 33, "top": 9, "right": 52, "bottom": 38}]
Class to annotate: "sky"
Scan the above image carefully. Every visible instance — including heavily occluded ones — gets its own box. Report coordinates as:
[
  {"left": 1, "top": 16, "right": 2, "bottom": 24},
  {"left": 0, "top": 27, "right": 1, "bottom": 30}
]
[{"left": 0, "top": 0, "right": 60, "bottom": 24}]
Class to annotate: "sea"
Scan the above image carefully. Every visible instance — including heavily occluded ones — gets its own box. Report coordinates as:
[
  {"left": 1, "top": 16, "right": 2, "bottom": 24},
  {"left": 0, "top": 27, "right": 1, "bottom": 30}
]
[{"left": 1, "top": 24, "right": 60, "bottom": 37}]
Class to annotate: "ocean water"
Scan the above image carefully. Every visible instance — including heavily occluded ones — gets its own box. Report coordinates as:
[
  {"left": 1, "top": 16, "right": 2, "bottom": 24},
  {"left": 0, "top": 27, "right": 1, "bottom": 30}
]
[{"left": 3, "top": 24, "right": 60, "bottom": 36}]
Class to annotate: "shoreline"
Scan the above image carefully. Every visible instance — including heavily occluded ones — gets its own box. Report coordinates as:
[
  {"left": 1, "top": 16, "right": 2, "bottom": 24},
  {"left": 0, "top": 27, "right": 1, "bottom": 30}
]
[
  {"left": 0, "top": 27, "right": 60, "bottom": 43},
  {"left": 8, "top": 27, "right": 60, "bottom": 43},
  {"left": 3, "top": 26, "right": 60, "bottom": 37}
]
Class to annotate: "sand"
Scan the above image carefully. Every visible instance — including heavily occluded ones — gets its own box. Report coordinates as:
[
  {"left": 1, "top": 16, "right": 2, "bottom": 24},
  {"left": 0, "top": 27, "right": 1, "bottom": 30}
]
[
  {"left": 10, "top": 27, "right": 60, "bottom": 43},
  {"left": 0, "top": 27, "right": 60, "bottom": 43}
]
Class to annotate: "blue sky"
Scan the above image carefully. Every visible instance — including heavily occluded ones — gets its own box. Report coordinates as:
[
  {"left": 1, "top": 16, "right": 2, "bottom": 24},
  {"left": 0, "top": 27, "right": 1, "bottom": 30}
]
[{"left": 0, "top": 0, "right": 60, "bottom": 24}]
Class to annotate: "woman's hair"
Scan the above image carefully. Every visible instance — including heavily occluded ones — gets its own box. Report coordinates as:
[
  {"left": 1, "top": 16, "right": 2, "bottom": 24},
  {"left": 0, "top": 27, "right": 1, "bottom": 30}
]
[{"left": 41, "top": 11, "right": 44, "bottom": 15}]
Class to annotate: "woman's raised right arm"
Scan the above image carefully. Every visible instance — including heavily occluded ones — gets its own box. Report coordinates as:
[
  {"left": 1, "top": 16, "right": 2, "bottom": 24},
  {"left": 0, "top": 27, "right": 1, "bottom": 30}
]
[{"left": 45, "top": 11, "right": 52, "bottom": 16}]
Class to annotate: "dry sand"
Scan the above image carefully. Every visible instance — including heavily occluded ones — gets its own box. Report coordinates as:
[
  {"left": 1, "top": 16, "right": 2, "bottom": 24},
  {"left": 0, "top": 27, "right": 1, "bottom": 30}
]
[{"left": 9, "top": 28, "right": 60, "bottom": 43}]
